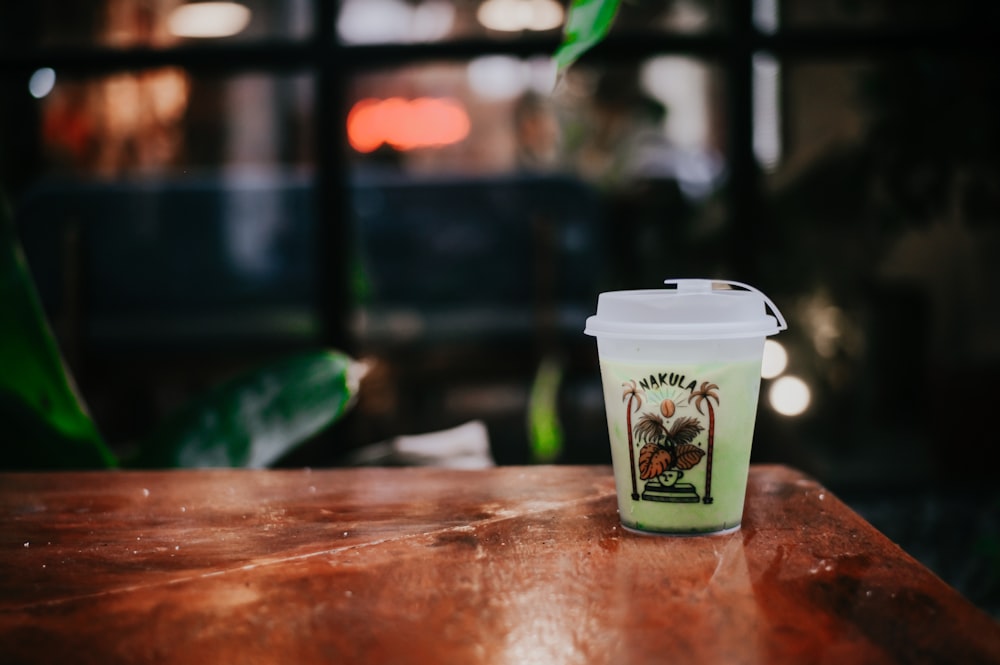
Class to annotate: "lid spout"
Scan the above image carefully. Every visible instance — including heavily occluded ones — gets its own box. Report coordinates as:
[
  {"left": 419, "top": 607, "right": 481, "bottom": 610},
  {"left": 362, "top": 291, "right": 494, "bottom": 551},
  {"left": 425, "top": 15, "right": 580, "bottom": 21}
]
[{"left": 669, "top": 279, "right": 714, "bottom": 293}]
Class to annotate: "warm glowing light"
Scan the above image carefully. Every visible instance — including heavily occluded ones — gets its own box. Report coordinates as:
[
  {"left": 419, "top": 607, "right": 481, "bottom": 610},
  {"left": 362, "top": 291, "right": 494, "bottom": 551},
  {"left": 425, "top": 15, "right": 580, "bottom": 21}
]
[
  {"left": 168, "top": 2, "right": 252, "bottom": 38},
  {"left": 768, "top": 376, "right": 811, "bottom": 416},
  {"left": 347, "top": 97, "right": 470, "bottom": 153},
  {"left": 467, "top": 55, "right": 556, "bottom": 100},
  {"left": 760, "top": 339, "right": 788, "bottom": 379},
  {"left": 337, "top": 0, "right": 455, "bottom": 44},
  {"left": 410, "top": 1, "right": 457, "bottom": 41},
  {"left": 467, "top": 56, "right": 525, "bottom": 100},
  {"left": 338, "top": 0, "right": 409, "bottom": 43},
  {"left": 29, "top": 68, "right": 56, "bottom": 99},
  {"left": 476, "top": 0, "right": 564, "bottom": 32}
]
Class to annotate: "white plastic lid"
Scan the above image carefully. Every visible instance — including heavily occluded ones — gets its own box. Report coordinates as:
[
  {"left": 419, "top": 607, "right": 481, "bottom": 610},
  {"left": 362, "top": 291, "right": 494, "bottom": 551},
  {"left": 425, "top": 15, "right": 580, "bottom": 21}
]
[{"left": 584, "top": 278, "right": 787, "bottom": 340}]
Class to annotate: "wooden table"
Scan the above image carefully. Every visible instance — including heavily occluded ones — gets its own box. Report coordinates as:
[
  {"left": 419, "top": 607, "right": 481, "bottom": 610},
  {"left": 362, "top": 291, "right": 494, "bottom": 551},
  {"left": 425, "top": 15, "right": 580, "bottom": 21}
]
[{"left": 1, "top": 465, "right": 998, "bottom": 664}]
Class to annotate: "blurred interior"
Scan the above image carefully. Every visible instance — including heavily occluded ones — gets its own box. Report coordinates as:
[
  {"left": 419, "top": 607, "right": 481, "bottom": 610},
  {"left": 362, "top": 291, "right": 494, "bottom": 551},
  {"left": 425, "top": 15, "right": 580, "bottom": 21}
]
[{"left": 1, "top": 0, "right": 998, "bottom": 614}]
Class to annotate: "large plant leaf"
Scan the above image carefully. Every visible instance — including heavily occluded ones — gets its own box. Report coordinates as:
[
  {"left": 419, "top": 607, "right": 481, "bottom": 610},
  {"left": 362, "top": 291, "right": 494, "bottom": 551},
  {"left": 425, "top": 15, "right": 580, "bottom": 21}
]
[
  {"left": 0, "top": 188, "right": 116, "bottom": 469},
  {"left": 131, "top": 350, "right": 365, "bottom": 468},
  {"left": 0, "top": 389, "right": 113, "bottom": 470},
  {"left": 554, "top": 0, "right": 622, "bottom": 73}
]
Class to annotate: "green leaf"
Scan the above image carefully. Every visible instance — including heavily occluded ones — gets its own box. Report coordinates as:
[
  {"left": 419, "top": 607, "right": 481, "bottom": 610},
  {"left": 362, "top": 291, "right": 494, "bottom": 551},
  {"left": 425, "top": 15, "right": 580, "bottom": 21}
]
[
  {"left": 131, "top": 350, "right": 365, "bottom": 468},
  {"left": 0, "top": 389, "right": 114, "bottom": 470},
  {"left": 528, "top": 355, "right": 564, "bottom": 463},
  {"left": 554, "top": 0, "right": 622, "bottom": 73},
  {"left": 0, "top": 188, "right": 116, "bottom": 469}
]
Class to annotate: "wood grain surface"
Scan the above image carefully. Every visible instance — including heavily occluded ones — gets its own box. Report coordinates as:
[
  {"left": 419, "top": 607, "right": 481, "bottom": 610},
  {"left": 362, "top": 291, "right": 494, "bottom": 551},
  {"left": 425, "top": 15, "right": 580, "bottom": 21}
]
[{"left": 1, "top": 465, "right": 998, "bottom": 664}]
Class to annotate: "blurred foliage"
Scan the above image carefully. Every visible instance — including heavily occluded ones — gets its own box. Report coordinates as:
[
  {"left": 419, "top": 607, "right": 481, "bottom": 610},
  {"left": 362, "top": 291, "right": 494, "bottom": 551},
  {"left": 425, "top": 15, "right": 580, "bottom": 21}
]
[
  {"left": 1, "top": 188, "right": 115, "bottom": 469},
  {"left": 528, "top": 355, "right": 564, "bottom": 463},
  {"left": 555, "top": 0, "right": 622, "bottom": 73},
  {"left": 131, "top": 351, "right": 360, "bottom": 469},
  {"left": 1, "top": 187, "right": 361, "bottom": 470}
]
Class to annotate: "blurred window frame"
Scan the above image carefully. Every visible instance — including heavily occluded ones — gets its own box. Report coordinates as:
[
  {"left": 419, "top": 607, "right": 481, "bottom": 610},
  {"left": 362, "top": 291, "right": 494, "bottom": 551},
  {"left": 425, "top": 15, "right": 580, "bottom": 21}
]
[{"left": 1, "top": 0, "right": 996, "bottom": 350}]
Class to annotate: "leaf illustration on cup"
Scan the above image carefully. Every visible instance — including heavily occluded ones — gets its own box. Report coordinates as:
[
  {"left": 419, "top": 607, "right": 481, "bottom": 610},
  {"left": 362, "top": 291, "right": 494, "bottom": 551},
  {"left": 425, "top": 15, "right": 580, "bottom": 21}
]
[{"left": 634, "top": 414, "right": 706, "bottom": 481}]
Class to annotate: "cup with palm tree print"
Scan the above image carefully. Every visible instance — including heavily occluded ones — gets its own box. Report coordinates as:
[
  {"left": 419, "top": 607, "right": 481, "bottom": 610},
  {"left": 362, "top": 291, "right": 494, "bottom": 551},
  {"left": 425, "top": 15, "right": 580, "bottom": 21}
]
[{"left": 585, "top": 279, "right": 787, "bottom": 534}]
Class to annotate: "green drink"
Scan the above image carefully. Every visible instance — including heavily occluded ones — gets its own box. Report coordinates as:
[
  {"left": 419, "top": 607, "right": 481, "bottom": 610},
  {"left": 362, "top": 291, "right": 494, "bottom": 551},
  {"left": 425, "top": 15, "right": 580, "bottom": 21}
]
[
  {"left": 600, "top": 358, "right": 762, "bottom": 534},
  {"left": 585, "top": 279, "right": 786, "bottom": 535}
]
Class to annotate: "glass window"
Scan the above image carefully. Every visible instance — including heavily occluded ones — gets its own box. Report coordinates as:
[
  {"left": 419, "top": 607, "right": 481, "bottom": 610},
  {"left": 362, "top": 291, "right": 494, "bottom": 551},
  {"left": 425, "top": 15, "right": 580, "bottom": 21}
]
[
  {"left": 754, "top": 55, "right": 1000, "bottom": 488},
  {"left": 781, "top": 0, "right": 995, "bottom": 29},
  {"left": 31, "top": 69, "right": 314, "bottom": 177},
  {"left": 343, "top": 56, "right": 728, "bottom": 461},
  {"left": 607, "top": 0, "right": 729, "bottom": 34},
  {"left": 344, "top": 57, "right": 726, "bottom": 194},
  {"left": 0, "top": 0, "right": 313, "bottom": 49},
  {"left": 335, "top": 0, "right": 727, "bottom": 46},
  {"left": 16, "top": 69, "right": 320, "bottom": 354},
  {"left": 345, "top": 56, "right": 729, "bottom": 327},
  {"left": 337, "top": 0, "right": 564, "bottom": 45}
]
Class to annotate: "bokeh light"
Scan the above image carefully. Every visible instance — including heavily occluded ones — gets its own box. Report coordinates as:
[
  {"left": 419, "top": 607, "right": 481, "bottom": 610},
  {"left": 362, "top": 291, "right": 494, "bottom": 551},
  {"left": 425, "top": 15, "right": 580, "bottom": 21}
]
[
  {"left": 760, "top": 339, "right": 788, "bottom": 379},
  {"left": 768, "top": 375, "right": 811, "bottom": 416},
  {"left": 29, "top": 68, "right": 56, "bottom": 99},
  {"left": 347, "top": 97, "right": 470, "bottom": 153},
  {"left": 168, "top": 2, "right": 251, "bottom": 38}
]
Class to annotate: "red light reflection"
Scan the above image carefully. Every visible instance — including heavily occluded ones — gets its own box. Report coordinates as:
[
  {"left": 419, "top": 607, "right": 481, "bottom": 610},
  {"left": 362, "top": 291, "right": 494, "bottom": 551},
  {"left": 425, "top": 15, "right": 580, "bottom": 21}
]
[{"left": 347, "top": 97, "right": 470, "bottom": 153}]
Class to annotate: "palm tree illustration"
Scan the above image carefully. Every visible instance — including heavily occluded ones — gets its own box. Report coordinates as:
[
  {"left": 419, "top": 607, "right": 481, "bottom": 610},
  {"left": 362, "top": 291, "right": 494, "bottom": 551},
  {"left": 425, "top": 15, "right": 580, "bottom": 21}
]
[
  {"left": 634, "top": 413, "right": 705, "bottom": 484},
  {"left": 621, "top": 380, "right": 643, "bottom": 499},
  {"left": 689, "top": 382, "right": 720, "bottom": 504}
]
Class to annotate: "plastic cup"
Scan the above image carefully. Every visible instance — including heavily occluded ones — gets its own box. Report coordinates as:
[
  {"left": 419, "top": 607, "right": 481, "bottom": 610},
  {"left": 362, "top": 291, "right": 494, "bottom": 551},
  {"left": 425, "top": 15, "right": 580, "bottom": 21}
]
[{"left": 584, "top": 278, "right": 787, "bottom": 535}]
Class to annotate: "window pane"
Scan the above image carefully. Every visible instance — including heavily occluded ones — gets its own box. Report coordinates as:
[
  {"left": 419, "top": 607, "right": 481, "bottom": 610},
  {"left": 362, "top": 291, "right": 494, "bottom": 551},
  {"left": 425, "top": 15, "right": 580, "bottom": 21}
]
[
  {"left": 607, "top": 0, "right": 729, "bottom": 35},
  {"left": 345, "top": 58, "right": 726, "bottom": 191},
  {"left": 781, "top": 0, "right": 996, "bottom": 29},
  {"left": 0, "top": 0, "right": 313, "bottom": 49},
  {"left": 335, "top": 0, "right": 727, "bottom": 45},
  {"left": 8, "top": 68, "right": 321, "bottom": 444},
  {"left": 755, "top": 56, "right": 1000, "bottom": 490},
  {"left": 21, "top": 67, "right": 318, "bottom": 331},
  {"left": 30, "top": 69, "right": 314, "bottom": 177},
  {"left": 343, "top": 57, "right": 728, "bottom": 461}
]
